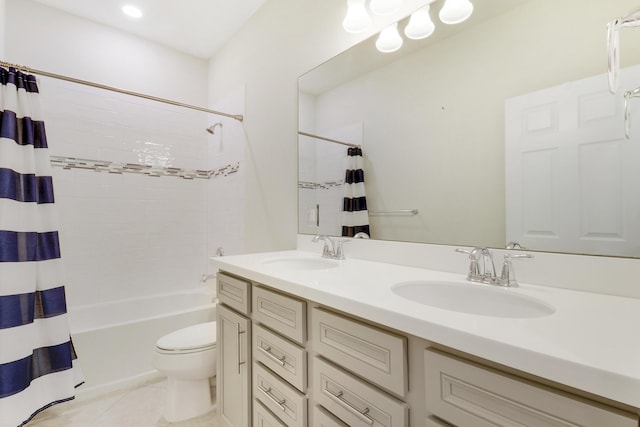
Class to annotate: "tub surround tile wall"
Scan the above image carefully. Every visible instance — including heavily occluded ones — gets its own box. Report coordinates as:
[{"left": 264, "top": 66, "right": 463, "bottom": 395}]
[
  {"left": 40, "top": 78, "right": 214, "bottom": 306},
  {"left": 4, "top": 1, "right": 246, "bottom": 308}
]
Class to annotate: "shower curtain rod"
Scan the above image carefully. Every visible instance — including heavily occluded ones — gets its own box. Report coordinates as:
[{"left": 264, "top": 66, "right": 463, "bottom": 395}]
[
  {"left": 298, "top": 131, "right": 360, "bottom": 148},
  {"left": 0, "top": 60, "right": 244, "bottom": 122}
]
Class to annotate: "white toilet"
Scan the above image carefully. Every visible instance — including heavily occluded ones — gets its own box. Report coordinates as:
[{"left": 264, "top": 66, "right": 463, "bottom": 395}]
[{"left": 153, "top": 321, "right": 217, "bottom": 422}]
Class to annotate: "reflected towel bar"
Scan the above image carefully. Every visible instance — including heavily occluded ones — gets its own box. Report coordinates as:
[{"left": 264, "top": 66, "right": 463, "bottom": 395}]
[{"left": 369, "top": 209, "right": 419, "bottom": 216}]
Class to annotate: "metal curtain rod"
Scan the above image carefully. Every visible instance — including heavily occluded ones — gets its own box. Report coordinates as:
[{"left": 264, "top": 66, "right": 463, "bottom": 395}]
[
  {"left": 0, "top": 60, "right": 244, "bottom": 122},
  {"left": 298, "top": 131, "right": 360, "bottom": 148}
]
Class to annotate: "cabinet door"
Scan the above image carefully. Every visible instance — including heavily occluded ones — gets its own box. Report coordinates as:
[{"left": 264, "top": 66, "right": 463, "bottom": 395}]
[{"left": 218, "top": 304, "right": 252, "bottom": 427}]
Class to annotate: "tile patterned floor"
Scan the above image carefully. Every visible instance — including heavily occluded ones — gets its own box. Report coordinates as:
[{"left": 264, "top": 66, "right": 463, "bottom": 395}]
[{"left": 27, "top": 380, "right": 218, "bottom": 427}]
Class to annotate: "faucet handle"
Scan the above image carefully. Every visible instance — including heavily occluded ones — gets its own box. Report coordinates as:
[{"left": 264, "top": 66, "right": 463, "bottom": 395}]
[
  {"left": 455, "top": 248, "right": 483, "bottom": 282},
  {"left": 498, "top": 253, "right": 533, "bottom": 287},
  {"left": 334, "top": 239, "right": 349, "bottom": 260}
]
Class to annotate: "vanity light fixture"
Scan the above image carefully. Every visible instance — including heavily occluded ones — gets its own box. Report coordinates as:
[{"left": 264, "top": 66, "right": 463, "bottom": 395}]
[
  {"left": 370, "top": 0, "right": 403, "bottom": 16},
  {"left": 376, "top": 22, "right": 403, "bottom": 52},
  {"left": 439, "top": 0, "right": 473, "bottom": 24},
  {"left": 343, "top": 0, "right": 372, "bottom": 33},
  {"left": 342, "top": 0, "right": 472, "bottom": 53},
  {"left": 122, "top": 4, "right": 143, "bottom": 18},
  {"left": 404, "top": 5, "right": 435, "bottom": 40}
]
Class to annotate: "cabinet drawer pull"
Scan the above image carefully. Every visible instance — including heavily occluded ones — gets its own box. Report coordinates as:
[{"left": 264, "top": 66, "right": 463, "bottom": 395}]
[
  {"left": 258, "top": 385, "right": 287, "bottom": 411},
  {"left": 259, "top": 345, "right": 286, "bottom": 366},
  {"left": 237, "top": 325, "right": 246, "bottom": 374},
  {"left": 325, "top": 388, "right": 374, "bottom": 425}
]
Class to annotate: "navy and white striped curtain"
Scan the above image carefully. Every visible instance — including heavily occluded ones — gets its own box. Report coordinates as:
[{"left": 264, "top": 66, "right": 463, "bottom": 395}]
[
  {"left": 341, "top": 147, "right": 370, "bottom": 238},
  {"left": 0, "top": 67, "right": 82, "bottom": 427}
]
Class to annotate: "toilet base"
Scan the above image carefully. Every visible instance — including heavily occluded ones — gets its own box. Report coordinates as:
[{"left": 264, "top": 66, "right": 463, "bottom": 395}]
[{"left": 163, "top": 376, "right": 215, "bottom": 422}]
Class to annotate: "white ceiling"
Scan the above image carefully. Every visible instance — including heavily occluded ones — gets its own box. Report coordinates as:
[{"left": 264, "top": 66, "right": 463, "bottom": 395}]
[{"left": 33, "top": 0, "right": 267, "bottom": 59}]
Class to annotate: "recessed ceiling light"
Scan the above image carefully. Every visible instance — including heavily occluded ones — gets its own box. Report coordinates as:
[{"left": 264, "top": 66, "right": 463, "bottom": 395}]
[{"left": 122, "top": 4, "right": 143, "bottom": 18}]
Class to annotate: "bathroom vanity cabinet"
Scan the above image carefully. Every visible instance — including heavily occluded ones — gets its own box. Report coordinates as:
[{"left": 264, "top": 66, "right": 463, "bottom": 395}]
[{"left": 216, "top": 271, "right": 639, "bottom": 427}]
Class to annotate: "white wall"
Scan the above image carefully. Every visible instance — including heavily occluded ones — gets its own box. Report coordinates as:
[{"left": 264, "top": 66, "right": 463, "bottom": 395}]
[
  {"left": 4, "top": 0, "right": 244, "bottom": 306},
  {"left": 5, "top": 0, "right": 207, "bottom": 105},
  {"left": 0, "top": 0, "right": 5, "bottom": 58},
  {"left": 207, "top": 0, "right": 429, "bottom": 253}
]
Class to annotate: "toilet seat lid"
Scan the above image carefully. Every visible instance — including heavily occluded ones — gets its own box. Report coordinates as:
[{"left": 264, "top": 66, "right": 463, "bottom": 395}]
[{"left": 156, "top": 321, "right": 217, "bottom": 352}]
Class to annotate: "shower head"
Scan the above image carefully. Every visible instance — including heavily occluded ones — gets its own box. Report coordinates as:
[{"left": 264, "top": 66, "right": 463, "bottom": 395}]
[{"left": 206, "top": 122, "right": 223, "bottom": 135}]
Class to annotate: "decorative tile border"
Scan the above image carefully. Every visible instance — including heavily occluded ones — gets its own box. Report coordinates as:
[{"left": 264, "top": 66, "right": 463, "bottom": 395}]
[
  {"left": 298, "top": 180, "right": 344, "bottom": 190},
  {"left": 50, "top": 155, "right": 239, "bottom": 180}
]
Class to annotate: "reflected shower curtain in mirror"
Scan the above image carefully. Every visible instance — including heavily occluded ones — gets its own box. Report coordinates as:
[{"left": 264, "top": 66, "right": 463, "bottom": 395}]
[
  {"left": 0, "top": 67, "right": 82, "bottom": 427},
  {"left": 341, "top": 147, "right": 370, "bottom": 237}
]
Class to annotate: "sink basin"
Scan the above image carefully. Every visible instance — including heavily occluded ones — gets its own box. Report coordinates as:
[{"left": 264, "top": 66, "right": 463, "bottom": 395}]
[
  {"left": 391, "top": 281, "right": 554, "bottom": 318},
  {"left": 261, "top": 257, "right": 339, "bottom": 271}
]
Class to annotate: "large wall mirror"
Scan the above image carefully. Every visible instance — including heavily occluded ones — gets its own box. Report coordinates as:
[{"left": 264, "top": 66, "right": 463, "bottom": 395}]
[{"left": 298, "top": 0, "right": 640, "bottom": 258}]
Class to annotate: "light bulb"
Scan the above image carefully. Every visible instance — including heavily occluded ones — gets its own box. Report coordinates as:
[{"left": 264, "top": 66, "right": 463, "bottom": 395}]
[
  {"left": 439, "top": 0, "right": 473, "bottom": 25},
  {"left": 122, "top": 4, "right": 143, "bottom": 18},
  {"left": 404, "top": 5, "right": 435, "bottom": 39},
  {"left": 343, "top": 0, "right": 372, "bottom": 33},
  {"left": 370, "top": 0, "right": 403, "bottom": 16},
  {"left": 376, "top": 23, "right": 403, "bottom": 53}
]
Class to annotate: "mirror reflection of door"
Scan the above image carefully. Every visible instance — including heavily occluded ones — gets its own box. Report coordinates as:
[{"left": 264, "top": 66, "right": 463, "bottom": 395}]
[{"left": 506, "top": 65, "right": 640, "bottom": 257}]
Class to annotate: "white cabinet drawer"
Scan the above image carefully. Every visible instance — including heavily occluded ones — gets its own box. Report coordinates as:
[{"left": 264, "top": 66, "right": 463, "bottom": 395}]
[
  {"left": 254, "top": 362, "right": 307, "bottom": 427},
  {"left": 217, "top": 272, "right": 251, "bottom": 315},
  {"left": 254, "top": 324, "right": 307, "bottom": 392},
  {"left": 253, "top": 286, "right": 306, "bottom": 345},
  {"left": 254, "top": 400, "right": 287, "bottom": 427},
  {"left": 313, "top": 405, "right": 349, "bottom": 427},
  {"left": 313, "top": 357, "right": 409, "bottom": 427},
  {"left": 311, "top": 307, "right": 407, "bottom": 397},
  {"left": 424, "top": 348, "right": 639, "bottom": 427}
]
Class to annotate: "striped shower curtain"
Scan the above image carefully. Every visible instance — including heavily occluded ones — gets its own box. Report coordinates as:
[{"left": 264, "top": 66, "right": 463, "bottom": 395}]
[
  {"left": 0, "top": 67, "right": 82, "bottom": 427},
  {"left": 341, "top": 146, "right": 370, "bottom": 238}
]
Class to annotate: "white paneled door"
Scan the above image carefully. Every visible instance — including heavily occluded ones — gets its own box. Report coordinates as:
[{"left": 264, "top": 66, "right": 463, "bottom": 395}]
[{"left": 505, "top": 65, "right": 640, "bottom": 257}]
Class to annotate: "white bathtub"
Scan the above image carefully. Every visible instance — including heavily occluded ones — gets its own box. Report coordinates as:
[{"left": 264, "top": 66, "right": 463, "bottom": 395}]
[{"left": 69, "top": 289, "right": 216, "bottom": 397}]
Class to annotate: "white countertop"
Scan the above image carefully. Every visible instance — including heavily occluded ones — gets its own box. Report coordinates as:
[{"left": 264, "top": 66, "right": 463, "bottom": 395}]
[{"left": 210, "top": 250, "right": 640, "bottom": 408}]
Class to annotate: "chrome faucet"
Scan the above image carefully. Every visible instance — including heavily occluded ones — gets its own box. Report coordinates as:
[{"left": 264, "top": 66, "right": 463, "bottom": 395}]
[
  {"left": 312, "top": 235, "right": 345, "bottom": 260},
  {"left": 456, "top": 247, "right": 497, "bottom": 285},
  {"left": 457, "top": 247, "right": 533, "bottom": 287}
]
